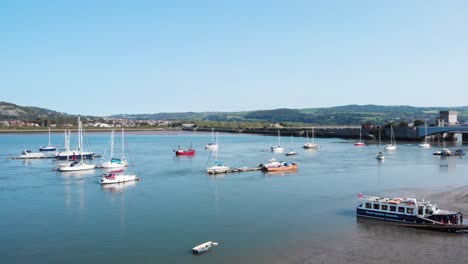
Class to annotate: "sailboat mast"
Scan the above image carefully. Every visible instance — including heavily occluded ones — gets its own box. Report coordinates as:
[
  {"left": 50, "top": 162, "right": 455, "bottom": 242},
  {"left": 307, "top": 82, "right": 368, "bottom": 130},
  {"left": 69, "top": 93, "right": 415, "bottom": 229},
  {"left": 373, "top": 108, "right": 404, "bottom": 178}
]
[
  {"left": 110, "top": 130, "right": 115, "bottom": 160},
  {"left": 48, "top": 127, "right": 51, "bottom": 146},
  {"left": 312, "top": 128, "right": 315, "bottom": 143},
  {"left": 121, "top": 128, "right": 125, "bottom": 160},
  {"left": 278, "top": 130, "right": 281, "bottom": 146}
]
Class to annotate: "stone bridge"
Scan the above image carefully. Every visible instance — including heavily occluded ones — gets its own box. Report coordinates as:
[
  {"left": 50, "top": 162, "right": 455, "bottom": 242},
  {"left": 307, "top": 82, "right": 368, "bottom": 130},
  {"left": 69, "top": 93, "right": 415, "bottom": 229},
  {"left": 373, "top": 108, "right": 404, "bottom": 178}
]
[{"left": 418, "top": 126, "right": 468, "bottom": 142}]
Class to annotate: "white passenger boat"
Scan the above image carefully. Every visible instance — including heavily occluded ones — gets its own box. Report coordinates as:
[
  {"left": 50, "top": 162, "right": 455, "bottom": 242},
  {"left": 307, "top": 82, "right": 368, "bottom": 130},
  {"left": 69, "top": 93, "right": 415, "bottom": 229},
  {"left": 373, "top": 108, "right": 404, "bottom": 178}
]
[
  {"left": 357, "top": 194, "right": 464, "bottom": 227},
  {"left": 192, "top": 241, "right": 218, "bottom": 254}
]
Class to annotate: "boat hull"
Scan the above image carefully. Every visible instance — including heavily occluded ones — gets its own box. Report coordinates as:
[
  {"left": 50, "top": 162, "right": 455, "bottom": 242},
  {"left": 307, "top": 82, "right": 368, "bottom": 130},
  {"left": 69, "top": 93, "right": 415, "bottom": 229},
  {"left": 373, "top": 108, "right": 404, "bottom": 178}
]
[
  {"left": 262, "top": 163, "right": 298, "bottom": 172},
  {"left": 356, "top": 208, "right": 460, "bottom": 224},
  {"left": 59, "top": 163, "right": 96, "bottom": 171},
  {"left": 100, "top": 174, "right": 138, "bottom": 184},
  {"left": 192, "top": 241, "right": 212, "bottom": 254},
  {"left": 175, "top": 150, "right": 195, "bottom": 156},
  {"left": 56, "top": 151, "right": 95, "bottom": 160}
]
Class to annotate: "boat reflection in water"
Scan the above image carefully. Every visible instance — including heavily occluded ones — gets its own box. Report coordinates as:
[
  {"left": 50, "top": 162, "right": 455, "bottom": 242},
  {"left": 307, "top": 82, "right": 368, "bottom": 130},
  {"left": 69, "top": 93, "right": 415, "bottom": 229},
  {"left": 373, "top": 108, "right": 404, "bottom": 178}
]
[{"left": 101, "top": 180, "right": 136, "bottom": 193}]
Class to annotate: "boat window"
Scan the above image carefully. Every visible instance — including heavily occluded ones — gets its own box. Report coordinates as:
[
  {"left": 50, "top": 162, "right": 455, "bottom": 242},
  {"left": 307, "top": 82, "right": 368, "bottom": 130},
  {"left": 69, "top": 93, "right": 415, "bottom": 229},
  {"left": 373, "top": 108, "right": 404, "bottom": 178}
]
[
  {"left": 389, "top": 206, "right": 396, "bottom": 212},
  {"left": 398, "top": 207, "right": 405, "bottom": 213},
  {"left": 373, "top": 204, "right": 380, "bottom": 210},
  {"left": 381, "top": 205, "right": 388, "bottom": 211},
  {"left": 418, "top": 206, "right": 424, "bottom": 215},
  {"left": 407, "top": 208, "right": 414, "bottom": 214},
  {"left": 365, "top": 203, "right": 371, "bottom": 209}
]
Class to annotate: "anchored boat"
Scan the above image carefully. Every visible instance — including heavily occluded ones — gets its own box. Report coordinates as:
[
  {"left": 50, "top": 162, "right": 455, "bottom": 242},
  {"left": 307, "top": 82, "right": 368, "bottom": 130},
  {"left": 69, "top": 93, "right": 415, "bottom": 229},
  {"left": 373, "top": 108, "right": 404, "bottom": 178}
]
[
  {"left": 356, "top": 194, "right": 466, "bottom": 231},
  {"left": 100, "top": 170, "right": 139, "bottom": 184},
  {"left": 192, "top": 241, "right": 218, "bottom": 254},
  {"left": 261, "top": 158, "right": 298, "bottom": 172}
]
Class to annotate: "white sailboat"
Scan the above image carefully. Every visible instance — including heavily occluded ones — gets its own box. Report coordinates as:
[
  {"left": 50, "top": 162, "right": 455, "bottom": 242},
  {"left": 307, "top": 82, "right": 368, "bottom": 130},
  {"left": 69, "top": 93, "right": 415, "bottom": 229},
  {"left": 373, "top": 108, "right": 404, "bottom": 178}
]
[
  {"left": 59, "top": 117, "right": 96, "bottom": 171},
  {"left": 101, "top": 128, "right": 128, "bottom": 169},
  {"left": 385, "top": 126, "right": 397, "bottom": 150},
  {"left": 354, "top": 127, "right": 365, "bottom": 146},
  {"left": 376, "top": 129, "right": 385, "bottom": 160},
  {"left": 205, "top": 128, "right": 219, "bottom": 150},
  {"left": 271, "top": 130, "right": 285, "bottom": 152},
  {"left": 207, "top": 132, "right": 230, "bottom": 174},
  {"left": 419, "top": 122, "right": 430, "bottom": 148},
  {"left": 303, "top": 128, "right": 318, "bottom": 149},
  {"left": 39, "top": 128, "right": 57, "bottom": 152},
  {"left": 56, "top": 128, "right": 94, "bottom": 160},
  {"left": 286, "top": 135, "right": 298, "bottom": 155}
]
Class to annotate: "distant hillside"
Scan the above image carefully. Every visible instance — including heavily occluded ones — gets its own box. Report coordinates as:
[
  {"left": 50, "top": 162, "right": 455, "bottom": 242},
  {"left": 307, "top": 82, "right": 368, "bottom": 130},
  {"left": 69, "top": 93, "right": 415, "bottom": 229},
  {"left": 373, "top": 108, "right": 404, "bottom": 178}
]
[
  {"left": 0, "top": 101, "right": 68, "bottom": 120},
  {"left": 3, "top": 101, "right": 468, "bottom": 126},
  {"left": 111, "top": 105, "right": 468, "bottom": 126}
]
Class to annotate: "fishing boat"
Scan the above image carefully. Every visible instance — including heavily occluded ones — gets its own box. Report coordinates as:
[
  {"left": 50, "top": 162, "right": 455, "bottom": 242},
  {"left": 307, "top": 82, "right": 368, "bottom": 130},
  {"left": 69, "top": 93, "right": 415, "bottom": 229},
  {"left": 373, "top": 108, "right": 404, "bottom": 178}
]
[
  {"left": 354, "top": 128, "right": 365, "bottom": 146},
  {"left": 303, "top": 128, "right": 318, "bottom": 149},
  {"left": 261, "top": 158, "right": 298, "bottom": 172},
  {"left": 58, "top": 118, "right": 96, "bottom": 171},
  {"left": 271, "top": 130, "right": 285, "bottom": 152},
  {"left": 17, "top": 150, "right": 46, "bottom": 159},
  {"left": 384, "top": 126, "right": 397, "bottom": 150},
  {"left": 192, "top": 241, "right": 218, "bottom": 254},
  {"left": 39, "top": 128, "right": 57, "bottom": 152},
  {"left": 356, "top": 194, "right": 466, "bottom": 230},
  {"left": 418, "top": 123, "right": 430, "bottom": 148},
  {"left": 101, "top": 129, "right": 128, "bottom": 168},
  {"left": 100, "top": 170, "right": 139, "bottom": 184},
  {"left": 174, "top": 144, "right": 195, "bottom": 156},
  {"left": 205, "top": 128, "right": 219, "bottom": 150}
]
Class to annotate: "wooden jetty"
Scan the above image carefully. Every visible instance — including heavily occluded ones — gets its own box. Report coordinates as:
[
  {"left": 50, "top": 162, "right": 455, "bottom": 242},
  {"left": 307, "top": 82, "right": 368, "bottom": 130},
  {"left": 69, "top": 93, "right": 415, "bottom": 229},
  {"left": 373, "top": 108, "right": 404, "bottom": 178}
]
[{"left": 208, "top": 166, "right": 262, "bottom": 175}]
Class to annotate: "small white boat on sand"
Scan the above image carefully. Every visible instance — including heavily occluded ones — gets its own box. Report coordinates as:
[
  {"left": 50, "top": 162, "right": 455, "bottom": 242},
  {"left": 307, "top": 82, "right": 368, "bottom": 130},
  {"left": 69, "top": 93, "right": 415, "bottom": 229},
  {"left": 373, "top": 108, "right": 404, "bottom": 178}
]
[{"left": 192, "top": 241, "right": 218, "bottom": 254}]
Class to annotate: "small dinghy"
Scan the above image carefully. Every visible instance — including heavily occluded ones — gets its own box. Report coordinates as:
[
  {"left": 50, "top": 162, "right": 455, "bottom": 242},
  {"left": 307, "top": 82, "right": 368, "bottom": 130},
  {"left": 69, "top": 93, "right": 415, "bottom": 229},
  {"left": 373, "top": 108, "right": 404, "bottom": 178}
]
[{"left": 192, "top": 241, "right": 218, "bottom": 254}]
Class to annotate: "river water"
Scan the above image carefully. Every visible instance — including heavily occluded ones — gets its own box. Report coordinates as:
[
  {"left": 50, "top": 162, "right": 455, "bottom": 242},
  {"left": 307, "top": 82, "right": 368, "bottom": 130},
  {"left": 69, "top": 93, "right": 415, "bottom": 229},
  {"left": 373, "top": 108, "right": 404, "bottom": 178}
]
[{"left": 0, "top": 131, "right": 467, "bottom": 263}]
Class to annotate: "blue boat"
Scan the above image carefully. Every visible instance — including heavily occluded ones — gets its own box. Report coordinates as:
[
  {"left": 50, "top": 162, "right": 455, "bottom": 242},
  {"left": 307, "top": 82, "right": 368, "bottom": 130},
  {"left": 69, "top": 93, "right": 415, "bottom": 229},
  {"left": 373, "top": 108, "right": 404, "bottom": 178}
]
[{"left": 356, "top": 195, "right": 463, "bottom": 226}]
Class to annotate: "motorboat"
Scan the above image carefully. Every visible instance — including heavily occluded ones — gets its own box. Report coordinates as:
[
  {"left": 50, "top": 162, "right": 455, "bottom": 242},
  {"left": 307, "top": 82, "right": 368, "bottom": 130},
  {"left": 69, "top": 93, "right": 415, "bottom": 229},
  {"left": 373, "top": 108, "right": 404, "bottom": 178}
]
[
  {"left": 261, "top": 158, "right": 298, "bottom": 172},
  {"left": 285, "top": 151, "right": 298, "bottom": 156},
  {"left": 17, "top": 150, "right": 46, "bottom": 159},
  {"left": 100, "top": 171, "right": 139, "bottom": 184},
  {"left": 192, "top": 241, "right": 218, "bottom": 254},
  {"left": 207, "top": 161, "right": 230, "bottom": 174}
]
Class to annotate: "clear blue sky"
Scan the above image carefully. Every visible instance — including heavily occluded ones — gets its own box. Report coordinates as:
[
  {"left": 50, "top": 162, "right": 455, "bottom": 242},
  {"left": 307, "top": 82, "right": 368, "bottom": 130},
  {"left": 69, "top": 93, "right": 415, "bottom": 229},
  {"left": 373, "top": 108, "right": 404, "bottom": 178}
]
[{"left": 1, "top": 0, "right": 467, "bottom": 116}]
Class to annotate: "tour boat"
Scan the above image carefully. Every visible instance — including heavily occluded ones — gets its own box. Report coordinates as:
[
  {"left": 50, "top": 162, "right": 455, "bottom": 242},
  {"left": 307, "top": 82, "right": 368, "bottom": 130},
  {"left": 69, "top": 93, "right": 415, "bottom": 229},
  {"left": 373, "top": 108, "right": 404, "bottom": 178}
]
[
  {"left": 354, "top": 128, "right": 365, "bottom": 146},
  {"left": 101, "top": 129, "right": 128, "bottom": 168},
  {"left": 356, "top": 194, "right": 464, "bottom": 227},
  {"left": 39, "top": 128, "right": 57, "bottom": 152},
  {"left": 17, "top": 150, "right": 46, "bottom": 159},
  {"left": 261, "top": 158, "right": 298, "bottom": 172},
  {"left": 174, "top": 145, "right": 195, "bottom": 156},
  {"left": 100, "top": 170, "right": 139, "bottom": 184},
  {"left": 192, "top": 241, "right": 218, "bottom": 254}
]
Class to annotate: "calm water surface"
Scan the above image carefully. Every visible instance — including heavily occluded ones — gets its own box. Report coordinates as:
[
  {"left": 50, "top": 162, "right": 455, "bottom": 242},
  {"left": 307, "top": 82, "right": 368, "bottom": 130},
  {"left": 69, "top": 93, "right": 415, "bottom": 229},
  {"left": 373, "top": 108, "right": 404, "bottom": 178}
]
[{"left": 0, "top": 132, "right": 467, "bottom": 263}]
